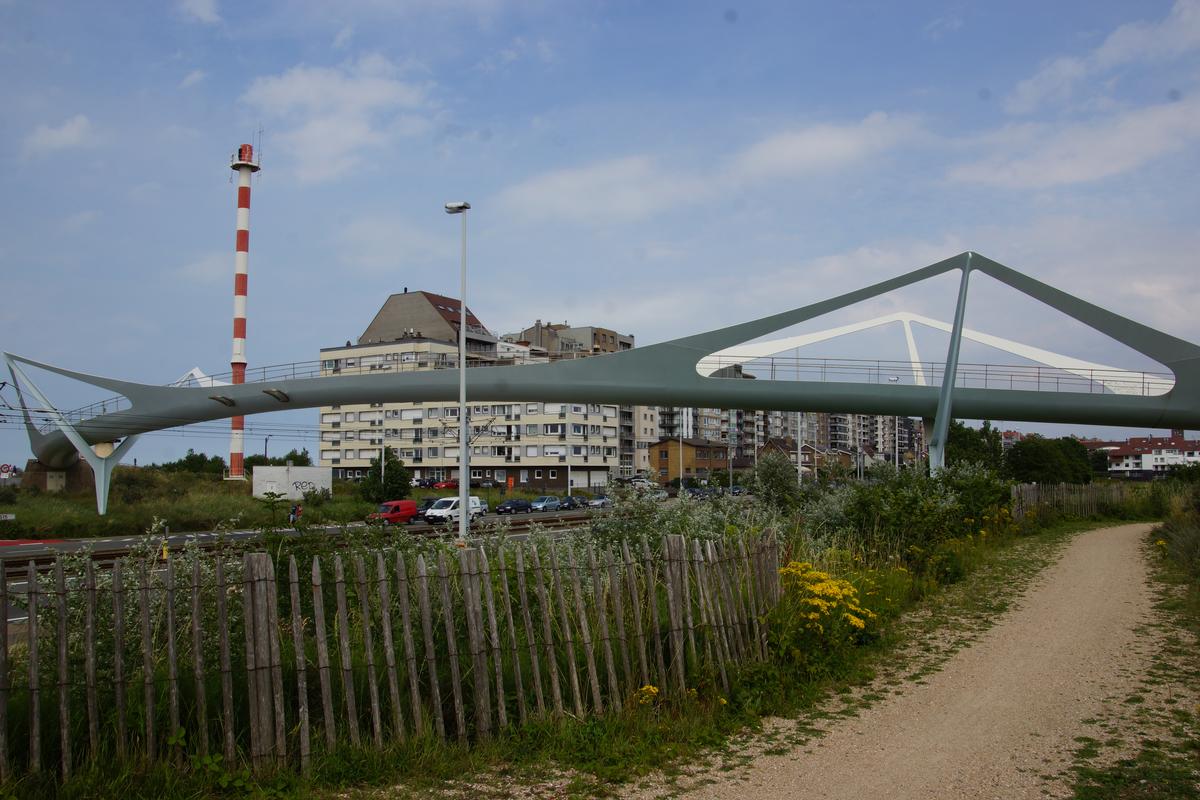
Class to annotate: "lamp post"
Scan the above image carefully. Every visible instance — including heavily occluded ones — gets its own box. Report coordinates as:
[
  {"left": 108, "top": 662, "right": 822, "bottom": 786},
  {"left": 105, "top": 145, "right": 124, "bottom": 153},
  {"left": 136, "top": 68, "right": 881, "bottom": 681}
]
[
  {"left": 263, "top": 434, "right": 272, "bottom": 460},
  {"left": 445, "top": 200, "right": 471, "bottom": 541}
]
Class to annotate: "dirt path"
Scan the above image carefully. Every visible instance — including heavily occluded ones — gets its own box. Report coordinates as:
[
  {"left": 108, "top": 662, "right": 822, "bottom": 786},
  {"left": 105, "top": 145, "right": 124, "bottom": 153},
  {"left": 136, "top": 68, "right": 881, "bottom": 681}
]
[{"left": 627, "top": 522, "right": 1157, "bottom": 800}]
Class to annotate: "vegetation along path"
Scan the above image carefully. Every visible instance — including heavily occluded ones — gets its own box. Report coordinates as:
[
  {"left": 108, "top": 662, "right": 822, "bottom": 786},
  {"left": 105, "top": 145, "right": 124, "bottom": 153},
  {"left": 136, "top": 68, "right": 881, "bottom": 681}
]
[{"left": 634, "top": 523, "right": 1160, "bottom": 800}]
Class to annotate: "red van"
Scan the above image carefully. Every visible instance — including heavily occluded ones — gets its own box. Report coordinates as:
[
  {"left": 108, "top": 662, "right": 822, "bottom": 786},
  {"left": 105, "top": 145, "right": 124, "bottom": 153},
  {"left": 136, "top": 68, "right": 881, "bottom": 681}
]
[{"left": 368, "top": 499, "right": 421, "bottom": 526}]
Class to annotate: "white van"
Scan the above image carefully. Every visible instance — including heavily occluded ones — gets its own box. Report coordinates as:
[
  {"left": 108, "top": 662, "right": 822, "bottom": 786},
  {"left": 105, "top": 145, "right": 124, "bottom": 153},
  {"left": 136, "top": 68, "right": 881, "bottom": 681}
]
[{"left": 423, "top": 496, "right": 484, "bottom": 524}]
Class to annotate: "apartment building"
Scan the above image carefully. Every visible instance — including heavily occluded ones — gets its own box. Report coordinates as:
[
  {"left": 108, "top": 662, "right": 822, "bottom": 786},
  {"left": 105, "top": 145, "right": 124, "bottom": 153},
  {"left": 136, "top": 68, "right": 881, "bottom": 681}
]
[
  {"left": 505, "top": 319, "right": 640, "bottom": 475},
  {"left": 650, "top": 438, "right": 730, "bottom": 485},
  {"left": 318, "top": 292, "right": 621, "bottom": 490}
]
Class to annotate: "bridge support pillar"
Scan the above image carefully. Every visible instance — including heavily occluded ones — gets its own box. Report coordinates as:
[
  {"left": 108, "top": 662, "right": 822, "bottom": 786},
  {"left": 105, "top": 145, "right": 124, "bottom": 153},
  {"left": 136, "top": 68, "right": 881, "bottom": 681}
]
[
  {"left": 3, "top": 354, "right": 139, "bottom": 515},
  {"left": 928, "top": 254, "right": 974, "bottom": 471}
]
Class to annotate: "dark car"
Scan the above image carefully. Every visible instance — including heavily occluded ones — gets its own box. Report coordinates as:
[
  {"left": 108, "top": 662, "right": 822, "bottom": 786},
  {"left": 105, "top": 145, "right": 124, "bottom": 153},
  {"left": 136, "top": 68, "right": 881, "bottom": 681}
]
[
  {"left": 730, "top": 485, "right": 748, "bottom": 496},
  {"left": 496, "top": 498, "right": 532, "bottom": 514},
  {"left": 559, "top": 495, "right": 588, "bottom": 510},
  {"left": 416, "top": 497, "right": 439, "bottom": 514}
]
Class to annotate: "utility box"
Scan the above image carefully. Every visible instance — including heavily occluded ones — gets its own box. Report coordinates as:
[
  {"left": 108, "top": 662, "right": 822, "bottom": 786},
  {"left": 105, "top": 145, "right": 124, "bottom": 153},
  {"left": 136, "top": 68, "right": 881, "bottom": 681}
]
[{"left": 252, "top": 465, "right": 332, "bottom": 500}]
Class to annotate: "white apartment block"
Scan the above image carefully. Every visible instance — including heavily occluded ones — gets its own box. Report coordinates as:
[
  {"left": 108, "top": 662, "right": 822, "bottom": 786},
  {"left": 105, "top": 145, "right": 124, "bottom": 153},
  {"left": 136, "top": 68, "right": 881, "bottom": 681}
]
[{"left": 318, "top": 292, "right": 622, "bottom": 490}]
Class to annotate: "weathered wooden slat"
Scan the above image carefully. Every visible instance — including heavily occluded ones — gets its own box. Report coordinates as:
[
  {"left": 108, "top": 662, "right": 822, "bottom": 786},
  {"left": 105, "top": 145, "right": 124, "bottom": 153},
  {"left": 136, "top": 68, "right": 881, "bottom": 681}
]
[
  {"left": 496, "top": 549, "right": 527, "bottom": 725},
  {"left": 641, "top": 539, "right": 668, "bottom": 688},
  {"left": 678, "top": 536, "right": 697, "bottom": 669},
  {"left": 415, "top": 555, "right": 445, "bottom": 739},
  {"left": 288, "top": 556, "right": 311, "bottom": 774},
  {"left": 84, "top": 559, "right": 99, "bottom": 762},
  {"left": 164, "top": 555, "right": 181, "bottom": 766},
  {"left": 0, "top": 559, "right": 8, "bottom": 779},
  {"left": 549, "top": 544, "right": 584, "bottom": 717},
  {"left": 55, "top": 560, "right": 71, "bottom": 778},
  {"left": 588, "top": 547, "right": 620, "bottom": 707},
  {"left": 189, "top": 560, "right": 208, "bottom": 757},
  {"left": 139, "top": 560, "right": 155, "bottom": 762},
  {"left": 214, "top": 558, "right": 234, "bottom": 763},
  {"left": 661, "top": 537, "right": 686, "bottom": 695},
  {"left": 264, "top": 558, "right": 287, "bottom": 764},
  {"left": 514, "top": 546, "right": 545, "bottom": 717},
  {"left": 437, "top": 551, "right": 466, "bottom": 740},
  {"left": 529, "top": 545, "right": 563, "bottom": 716},
  {"left": 26, "top": 561, "right": 40, "bottom": 773},
  {"left": 621, "top": 541, "right": 650, "bottom": 687},
  {"left": 333, "top": 555, "right": 360, "bottom": 747},
  {"left": 567, "top": 547, "right": 603, "bottom": 712},
  {"left": 310, "top": 556, "right": 336, "bottom": 749},
  {"left": 243, "top": 557, "right": 262, "bottom": 765},
  {"left": 727, "top": 543, "right": 752, "bottom": 659},
  {"left": 691, "top": 539, "right": 727, "bottom": 693},
  {"left": 374, "top": 552, "right": 404, "bottom": 739},
  {"left": 395, "top": 553, "right": 423, "bottom": 735},
  {"left": 711, "top": 541, "right": 742, "bottom": 661},
  {"left": 738, "top": 538, "right": 763, "bottom": 660},
  {"left": 702, "top": 541, "right": 733, "bottom": 687},
  {"left": 477, "top": 550, "right": 508, "bottom": 729},
  {"left": 352, "top": 554, "right": 383, "bottom": 747},
  {"left": 603, "top": 547, "right": 634, "bottom": 698},
  {"left": 457, "top": 549, "right": 489, "bottom": 738}
]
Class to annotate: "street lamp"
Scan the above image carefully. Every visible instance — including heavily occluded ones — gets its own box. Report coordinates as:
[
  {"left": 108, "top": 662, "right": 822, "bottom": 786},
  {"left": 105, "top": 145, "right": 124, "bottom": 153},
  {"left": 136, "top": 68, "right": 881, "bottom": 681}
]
[
  {"left": 888, "top": 376, "right": 900, "bottom": 466},
  {"left": 445, "top": 201, "right": 471, "bottom": 541},
  {"left": 264, "top": 434, "right": 272, "bottom": 459}
]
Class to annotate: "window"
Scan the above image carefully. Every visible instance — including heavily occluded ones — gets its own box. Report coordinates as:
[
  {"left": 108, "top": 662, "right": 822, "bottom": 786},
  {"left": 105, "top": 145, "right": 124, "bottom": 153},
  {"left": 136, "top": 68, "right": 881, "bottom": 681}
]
[
  {"left": 660, "top": 450, "right": 668, "bottom": 459},
  {"left": 344, "top": 412, "right": 356, "bottom": 422},
  {"left": 426, "top": 447, "right": 439, "bottom": 457},
  {"left": 534, "top": 470, "right": 542, "bottom": 479},
  {"left": 526, "top": 445, "right": 538, "bottom": 457},
  {"left": 471, "top": 469, "right": 483, "bottom": 479},
  {"left": 543, "top": 423, "right": 565, "bottom": 435},
  {"left": 526, "top": 403, "right": 539, "bottom": 413},
  {"left": 444, "top": 407, "right": 459, "bottom": 418},
  {"left": 549, "top": 470, "right": 557, "bottom": 479},
  {"left": 321, "top": 413, "right": 340, "bottom": 423},
  {"left": 344, "top": 449, "right": 356, "bottom": 459},
  {"left": 526, "top": 424, "right": 538, "bottom": 435},
  {"left": 571, "top": 424, "right": 585, "bottom": 435}
]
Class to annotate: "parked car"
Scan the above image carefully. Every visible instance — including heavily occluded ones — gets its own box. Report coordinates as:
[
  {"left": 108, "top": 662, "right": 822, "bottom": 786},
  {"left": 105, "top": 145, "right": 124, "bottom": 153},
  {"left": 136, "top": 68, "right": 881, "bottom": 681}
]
[
  {"left": 646, "top": 489, "right": 669, "bottom": 501},
  {"left": 432, "top": 479, "right": 458, "bottom": 490},
  {"left": 531, "top": 495, "right": 561, "bottom": 512},
  {"left": 559, "top": 495, "right": 588, "bottom": 510},
  {"left": 496, "top": 498, "right": 533, "bottom": 514},
  {"left": 588, "top": 494, "right": 611, "bottom": 508},
  {"left": 730, "top": 485, "right": 748, "bottom": 496},
  {"left": 368, "top": 499, "right": 421, "bottom": 526},
  {"left": 423, "top": 496, "right": 484, "bottom": 524},
  {"left": 416, "top": 497, "right": 439, "bottom": 514}
]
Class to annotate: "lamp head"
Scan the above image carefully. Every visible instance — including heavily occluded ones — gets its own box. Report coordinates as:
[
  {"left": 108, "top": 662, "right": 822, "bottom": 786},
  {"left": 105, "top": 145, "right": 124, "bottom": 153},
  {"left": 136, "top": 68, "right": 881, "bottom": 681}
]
[{"left": 444, "top": 201, "right": 471, "bottom": 214}]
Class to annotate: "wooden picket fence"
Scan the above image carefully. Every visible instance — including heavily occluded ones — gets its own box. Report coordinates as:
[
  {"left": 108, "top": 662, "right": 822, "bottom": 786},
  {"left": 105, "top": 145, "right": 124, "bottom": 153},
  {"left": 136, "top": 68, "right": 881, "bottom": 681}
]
[
  {"left": 0, "top": 532, "right": 781, "bottom": 780},
  {"left": 1010, "top": 481, "right": 1132, "bottom": 521}
]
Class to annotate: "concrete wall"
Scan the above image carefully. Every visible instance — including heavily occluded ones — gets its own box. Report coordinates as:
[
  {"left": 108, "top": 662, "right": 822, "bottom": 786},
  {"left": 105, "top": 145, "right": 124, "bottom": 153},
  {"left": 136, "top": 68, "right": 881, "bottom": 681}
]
[{"left": 252, "top": 465, "right": 333, "bottom": 500}]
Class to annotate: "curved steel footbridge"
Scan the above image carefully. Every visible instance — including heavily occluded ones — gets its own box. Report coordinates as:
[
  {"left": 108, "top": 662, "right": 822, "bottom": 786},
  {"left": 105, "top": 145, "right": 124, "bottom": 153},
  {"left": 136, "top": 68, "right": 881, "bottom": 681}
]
[{"left": 6, "top": 252, "right": 1200, "bottom": 513}]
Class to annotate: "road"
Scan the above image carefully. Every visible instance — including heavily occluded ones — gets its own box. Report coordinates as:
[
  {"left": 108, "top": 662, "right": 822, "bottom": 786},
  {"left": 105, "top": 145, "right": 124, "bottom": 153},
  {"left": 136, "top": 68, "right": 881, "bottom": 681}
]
[{"left": 627, "top": 522, "right": 1156, "bottom": 800}]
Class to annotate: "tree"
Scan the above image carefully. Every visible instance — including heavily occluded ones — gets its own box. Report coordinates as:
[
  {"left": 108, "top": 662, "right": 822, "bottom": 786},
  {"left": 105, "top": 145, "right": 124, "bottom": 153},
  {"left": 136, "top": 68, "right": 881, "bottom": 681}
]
[
  {"left": 244, "top": 448, "right": 313, "bottom": 471},
  {"left": 359, "top": 448, "right": 412, "bottom": 505},
  {"left": 156, "top": 449, "right": 226, "bottom": 475},
  {"left": 1004, "top": 435, "right": 1092, "bottom": 484},
  {"left": 946, "top": 420, "right": 1003, "bottom": 470},
  {"left": 752, "top": 450, "right": 800, "bottom": 509}
]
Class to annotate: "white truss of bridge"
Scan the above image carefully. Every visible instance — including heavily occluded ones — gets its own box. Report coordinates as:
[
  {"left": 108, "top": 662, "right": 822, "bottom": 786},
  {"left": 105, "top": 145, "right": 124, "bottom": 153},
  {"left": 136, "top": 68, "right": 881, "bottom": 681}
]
[{"left": 697, "top": 311, "right": 1176, "bottom": 396}]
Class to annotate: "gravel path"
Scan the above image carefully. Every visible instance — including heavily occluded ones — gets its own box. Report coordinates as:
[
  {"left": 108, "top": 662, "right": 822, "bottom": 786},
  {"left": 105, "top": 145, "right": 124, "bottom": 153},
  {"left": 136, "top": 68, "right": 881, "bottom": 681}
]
[{"left": 628, "top": 522, "right": 1156, "bottom": 800}]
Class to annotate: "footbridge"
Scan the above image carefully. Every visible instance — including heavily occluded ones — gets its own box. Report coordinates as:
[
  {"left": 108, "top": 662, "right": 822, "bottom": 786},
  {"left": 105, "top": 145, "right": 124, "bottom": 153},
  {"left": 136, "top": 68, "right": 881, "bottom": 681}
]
[{"left": 6, "top": 252, "right": 1200, "bottom": 512}]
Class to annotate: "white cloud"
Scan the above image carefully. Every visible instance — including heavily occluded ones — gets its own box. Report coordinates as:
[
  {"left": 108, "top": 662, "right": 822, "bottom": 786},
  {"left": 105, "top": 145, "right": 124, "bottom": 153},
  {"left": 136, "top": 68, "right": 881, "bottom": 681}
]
[
  {"left": 241, "top": 54, "right": 430, "bottom": 182},
  {"left": 1006, "top": 0, "right": 1200, "bottom": 114},
  {"left": 498, "top": 112, "right": 922, "bottom": 225},
  {"left": 21, "top": 115, "right": 96, "bottom": 158},
  {"left": 179, "top": 69, "right": 206, "bottom": 88},
  {"left": 176, "top": 252, "right": 229, "bottom": 284},
  {"left": 949, "top": 96, "right": 1200, "bottom": 188},
  {"left": 477, "top": 36, "right": 556, "bottom": 72},
  {"left": 60, "top": 210, "right": 98, "bottom": 231},
  {"left": 727, "top": 112, "right": 923, "bottom": 182},
  {"left": 338, "top": 215, "right": 453, "bottom": 274},
  {"left": 497, "top": 156, "right": 709, "bottom": 225},
  {"left": 924, "top": 14, "right": 963, "bottom": 41},
  {"left": 179, "top": 0, "right": 220, "bottom": 24},
  {"left": 332, "top": 25, "right": 353, "bottom": 49}
]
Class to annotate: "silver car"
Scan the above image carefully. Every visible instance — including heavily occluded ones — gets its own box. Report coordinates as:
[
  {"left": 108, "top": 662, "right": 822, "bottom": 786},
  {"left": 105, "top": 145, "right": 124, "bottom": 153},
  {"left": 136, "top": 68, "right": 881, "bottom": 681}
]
[{"left": 531, "top": 495, "right": 561, "bottom": 512}]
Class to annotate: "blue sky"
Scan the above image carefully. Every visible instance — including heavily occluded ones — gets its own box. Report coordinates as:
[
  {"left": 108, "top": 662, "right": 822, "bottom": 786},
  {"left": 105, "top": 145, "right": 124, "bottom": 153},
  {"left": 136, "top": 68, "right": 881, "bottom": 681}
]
[{"left": 2, "top": 0, "right": 1199, "bottom": 466}]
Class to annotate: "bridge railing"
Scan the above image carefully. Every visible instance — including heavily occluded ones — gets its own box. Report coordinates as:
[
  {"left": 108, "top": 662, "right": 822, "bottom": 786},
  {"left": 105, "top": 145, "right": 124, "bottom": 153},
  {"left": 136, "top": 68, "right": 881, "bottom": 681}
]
[{"left": 38, "top": 352, "right": 1176, "bottom": 435}]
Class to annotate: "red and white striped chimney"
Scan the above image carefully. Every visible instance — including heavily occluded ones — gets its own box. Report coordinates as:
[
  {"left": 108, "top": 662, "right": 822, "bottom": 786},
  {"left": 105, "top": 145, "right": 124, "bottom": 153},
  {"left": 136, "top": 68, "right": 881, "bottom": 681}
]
[{"left": 228, "top": 143, "right": 260, "bottom": 480}]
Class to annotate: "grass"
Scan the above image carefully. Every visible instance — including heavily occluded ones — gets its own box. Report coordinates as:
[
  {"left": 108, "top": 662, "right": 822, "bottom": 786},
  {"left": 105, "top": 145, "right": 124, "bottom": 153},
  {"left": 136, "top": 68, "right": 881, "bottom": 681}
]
[{"left": 1065, "top": 503, "right": 1200, "bottom": 800}]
